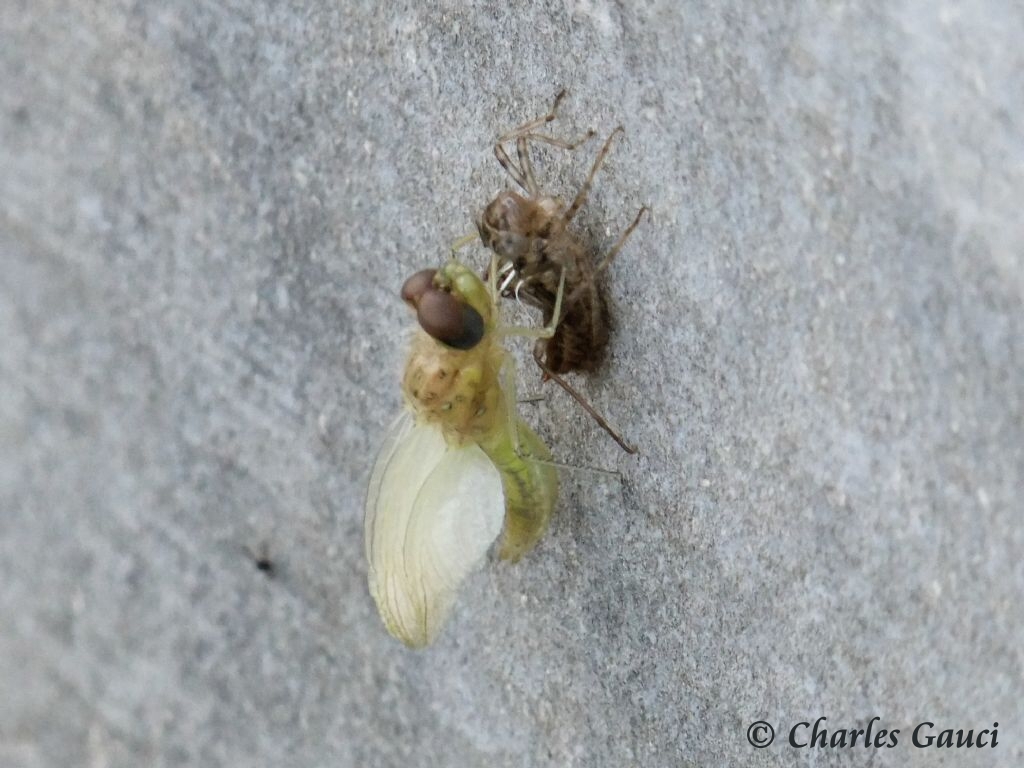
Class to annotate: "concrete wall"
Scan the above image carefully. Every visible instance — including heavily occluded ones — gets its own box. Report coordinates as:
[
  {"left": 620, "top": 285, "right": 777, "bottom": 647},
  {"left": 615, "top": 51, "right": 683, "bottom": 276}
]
[{"left": 2, "top": 2, "right": 1022, "bottom": 766}]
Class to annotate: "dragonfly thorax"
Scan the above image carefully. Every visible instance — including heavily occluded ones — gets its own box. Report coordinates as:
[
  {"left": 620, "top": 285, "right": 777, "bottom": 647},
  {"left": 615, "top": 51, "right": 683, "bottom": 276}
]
[{"left": 402, "top": 330, "right": 506, "bottom": 443}]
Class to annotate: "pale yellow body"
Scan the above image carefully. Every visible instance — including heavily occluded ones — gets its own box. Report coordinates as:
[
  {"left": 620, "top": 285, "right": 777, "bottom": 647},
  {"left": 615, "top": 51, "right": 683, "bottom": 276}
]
[
  {"left": 400, "top": 261, "right": 559, "bottom": 560},
  {"left": 402, "top": 328, "right": 504, "bottom": 444},
  {"left": 365, "top": 260, "right": 559, "bottom": 647}
]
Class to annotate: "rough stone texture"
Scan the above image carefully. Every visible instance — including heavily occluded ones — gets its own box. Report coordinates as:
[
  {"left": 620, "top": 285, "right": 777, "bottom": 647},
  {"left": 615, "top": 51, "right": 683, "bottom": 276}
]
[{"left": 2, "top": 2, "right": 1022, "bottom": 766}]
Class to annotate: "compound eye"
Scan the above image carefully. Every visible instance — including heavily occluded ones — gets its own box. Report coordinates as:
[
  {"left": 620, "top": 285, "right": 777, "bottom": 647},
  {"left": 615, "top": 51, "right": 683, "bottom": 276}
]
[
  {"left": 498, "top": 233, "right": 530, "bottom": 260},
  {"left": 401, "top": 269, "right": 438, "bottom": 306},
  {"left": 416, "top": 288, "right": 485, "bottom": 350}
]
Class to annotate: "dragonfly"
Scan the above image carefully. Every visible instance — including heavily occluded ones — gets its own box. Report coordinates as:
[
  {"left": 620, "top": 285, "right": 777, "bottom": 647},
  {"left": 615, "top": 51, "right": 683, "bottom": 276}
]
[
  {"left": 474, "top": 90, "right": 646, "bottom": 454},
  {"left": 364, "top": 258, "right": 560, "bottom": 648}
]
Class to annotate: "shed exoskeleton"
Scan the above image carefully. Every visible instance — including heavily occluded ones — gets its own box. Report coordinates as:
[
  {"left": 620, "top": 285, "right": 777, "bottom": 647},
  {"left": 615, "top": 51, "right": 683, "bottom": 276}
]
[{"left": 475, "top": 90, "right": 646, "bottom": 454}]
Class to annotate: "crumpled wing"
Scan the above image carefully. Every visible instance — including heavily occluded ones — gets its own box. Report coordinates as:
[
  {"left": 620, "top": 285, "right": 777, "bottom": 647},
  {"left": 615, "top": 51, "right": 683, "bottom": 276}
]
[{"left": 364, "top": 411, "right": 504, "bottom": 648}]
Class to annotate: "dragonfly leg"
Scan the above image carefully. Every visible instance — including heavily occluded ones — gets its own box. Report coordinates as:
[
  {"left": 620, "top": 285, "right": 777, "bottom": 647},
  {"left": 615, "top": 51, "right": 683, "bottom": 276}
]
[
  {"left": 497, "top": 267, "right": 565, "bottom": 339},
  {"left": 594, "top": 205, "right": 649, "bottom": 277},
  {"left": 497, "top": 88, "right": 568, "bottom": 141},
  {"left": 513, "top": 130, "right": 596, "bottom": 152},
  {"left": 532, "top": 343, "right": 638, "bottom": 454},
  {"left": 487, "top": 253, "right": 513, "bottom": 304},
  {"left": 516, "top": 136, "right": 540, "bottom": 196},
  {"left": 563, "top": 126, "right": 623, "bottom": 223},
  {"left": 501, "top": 355, "right": 621, "bottom": 475},
  {"left": 499, "top": 355, "right": 524, "bottom": 457},
  {"left": 449, "top": 232, "right": 479, "bottom": 258},
  {"left": 493, "top": 142, "right": 530, "bottom": 192},
  {"left": 518, "top": 394, "right": 546, "bottom": 404},
  {"left": 494, "top": 89, "right": 595, "bottom": 194}
]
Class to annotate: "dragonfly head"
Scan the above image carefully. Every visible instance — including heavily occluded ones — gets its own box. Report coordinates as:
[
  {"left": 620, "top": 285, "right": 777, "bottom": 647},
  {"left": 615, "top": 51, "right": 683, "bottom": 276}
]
[{"left": 401, "top": 264, "right": 491, "bottom": 350}]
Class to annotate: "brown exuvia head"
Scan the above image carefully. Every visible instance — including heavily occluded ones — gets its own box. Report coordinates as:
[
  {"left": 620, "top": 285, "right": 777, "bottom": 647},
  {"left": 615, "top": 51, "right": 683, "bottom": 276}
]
[
  {"left": 476, "top": 191, "right": 562, "bottom": 263},
  {"left": 400, "top": 269, "right": 484, "bottom": 350},
  {"left": 477, "top": 192, "right": 531, "bottom": 261}
]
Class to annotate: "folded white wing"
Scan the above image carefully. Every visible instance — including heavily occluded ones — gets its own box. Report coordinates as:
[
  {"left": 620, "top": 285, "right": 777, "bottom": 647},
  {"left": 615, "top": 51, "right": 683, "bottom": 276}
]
[{"left": 364, "top": 411, "right": 504, "bottom": 648}]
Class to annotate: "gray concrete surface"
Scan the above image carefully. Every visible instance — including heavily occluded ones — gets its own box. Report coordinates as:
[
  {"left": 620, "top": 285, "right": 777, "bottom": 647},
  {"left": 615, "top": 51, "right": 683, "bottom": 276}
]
[{"left": 2, "top": 1, "right": 1023, "bottom": 766}]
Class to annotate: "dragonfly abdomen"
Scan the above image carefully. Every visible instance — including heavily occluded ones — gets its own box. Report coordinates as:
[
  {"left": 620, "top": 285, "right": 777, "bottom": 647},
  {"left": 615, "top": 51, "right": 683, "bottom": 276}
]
[{"left": 480, "top": 419, "right": 559, "bottom": 562}]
